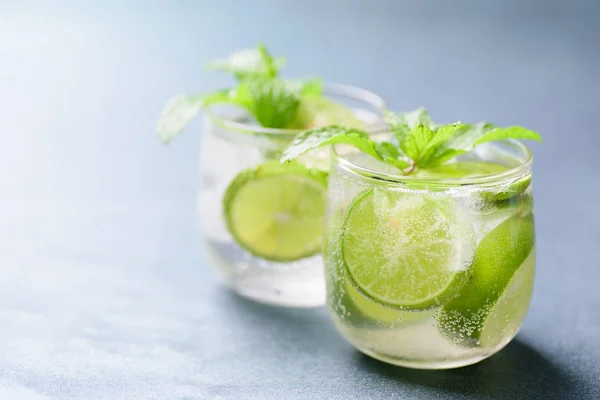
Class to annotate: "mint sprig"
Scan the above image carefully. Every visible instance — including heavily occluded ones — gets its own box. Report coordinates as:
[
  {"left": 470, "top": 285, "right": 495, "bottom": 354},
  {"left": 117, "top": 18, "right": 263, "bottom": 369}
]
[
  {"left": 281, "top": 108, "right": 541, "bottom": 175},
  {"left": 157, "top": 44, "right": 323, "bottom": 143}
]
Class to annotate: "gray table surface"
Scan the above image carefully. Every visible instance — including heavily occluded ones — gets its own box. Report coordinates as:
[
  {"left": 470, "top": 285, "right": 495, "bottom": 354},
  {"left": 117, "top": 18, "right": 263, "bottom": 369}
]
[{"left": 1, "top": 1, "right": 599, "bottom": 399}]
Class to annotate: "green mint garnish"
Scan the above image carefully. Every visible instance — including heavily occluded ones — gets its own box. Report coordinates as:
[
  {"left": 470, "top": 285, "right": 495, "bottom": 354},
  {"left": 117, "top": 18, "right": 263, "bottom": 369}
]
[
  {"left": 156, "top": 94, "right": 206, "bottom": 143},
  {"left": 385, "top": 107, "right": 439, "bottom": 147},
  {"left": 237, "top": 78, "right": 301, "bottom": 129},
  {"left": 282, "top": 126, "right": 382, "bottom": 162},
  {"left": 206, "top": 44, "right": 285, "bottom": 80},
  {"left": 281, "top": 108, "right": 541, "bottom": 175},
  {"left": 422, "top": 122, "right": 542, "bottom": 167},
  {"left": 157, "top": 44, "right": 323, "bottom": 143}
]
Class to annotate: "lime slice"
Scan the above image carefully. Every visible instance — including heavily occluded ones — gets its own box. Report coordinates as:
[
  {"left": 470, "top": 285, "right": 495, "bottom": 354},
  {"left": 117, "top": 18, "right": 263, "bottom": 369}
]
[
  {"left": 479, "top": 249, "right": 535, "bottom": 345},
  {"left": 223, "top": 161, "right": 327, "bottom": 262},
  {"left": 340, "top": 189, "right": 475, "bottom": 311},
  {"left": 437, "top": 213, "right": 535, "bottom": 346},
  {"left": 326, "top": 209, "right": 432, "bottom": 325},
  {"left": 285, "top": 97, "right": 365, "bottom": 129},
  {"left": 342, "top": 273, "right": 434, "bottom": 325},
  {"left": 416, "top": 161, "right": 532, "bottom": 202},
  {"left": 482, "top": 176, "right": 532, "bottom": 202}
]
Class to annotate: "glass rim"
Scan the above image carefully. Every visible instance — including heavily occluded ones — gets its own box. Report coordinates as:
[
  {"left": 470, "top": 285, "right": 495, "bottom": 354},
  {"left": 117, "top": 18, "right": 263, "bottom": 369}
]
[
  {"left": 204, "top": 82, "right": 387, "bottom": 139},
  {"left": 332, "top": 137, "right": 533, "bottom": 187}
]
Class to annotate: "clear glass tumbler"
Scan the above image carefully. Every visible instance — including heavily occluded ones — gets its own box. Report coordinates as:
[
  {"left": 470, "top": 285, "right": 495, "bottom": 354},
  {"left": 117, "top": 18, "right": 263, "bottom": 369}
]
[
  {"left": 325, "top": 132, "right": 535, "bottom": 368},
  {"left": 198, "top": 83, "right": 385, "bottom": 307}
]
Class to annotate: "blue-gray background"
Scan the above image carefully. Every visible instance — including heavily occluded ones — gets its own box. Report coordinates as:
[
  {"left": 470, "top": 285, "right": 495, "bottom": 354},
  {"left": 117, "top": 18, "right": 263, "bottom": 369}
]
[{"left": 1, "top": 1, "right": 598, "bottom": 399}]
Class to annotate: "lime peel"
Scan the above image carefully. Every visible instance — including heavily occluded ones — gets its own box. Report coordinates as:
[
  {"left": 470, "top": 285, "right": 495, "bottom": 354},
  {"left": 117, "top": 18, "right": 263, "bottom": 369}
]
[{"left": 437, "top": 213, "right": 535, "bottom": 346}]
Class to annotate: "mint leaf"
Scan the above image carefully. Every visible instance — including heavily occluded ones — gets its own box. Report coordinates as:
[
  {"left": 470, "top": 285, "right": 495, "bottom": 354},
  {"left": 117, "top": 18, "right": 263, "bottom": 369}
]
[
  {"left": 425, "top": 122, "right": 542, "bottom": 167},
  {"left": 386, "top": 108, "right": 438, "bottom": 153},
  {"left": 282, "top": 126, "right": 381, "bottom": 163},
  {"left": 157, "top": 94, "right": 205, "bottom": 143},
  {"left": 398, "top": 122, "right": 465, "bottom": 166},
  {"left": 207, "top": 45, "right": 285, "bottom": 80},
  {"left": 157, "top": 87, "right": 258, "bottom": 143},
  {"left": 473, "top": 125, "right": 542, "bottom": 145},
  {"left": 242, "top": 78, "right": 301, "bottom": 128},
  {"left": 374, "top": 142, "right": 410, "bottom": 169},
  {"left": 415, "top": 123, "right": 467, "bottom": 167},
  {"left": 374, "top": 141, "right": 401, "bottom": 159},
  {"left": 421, "top": 123, "right": 466, "bottom": 155},
  {"left": 257, "top": 44, "right": 279, "bottom": 78},
  {"left": 422, "top": 122, "right": 490, "bottom": 166},
  {"left": 402, "top": 124, "right": 434, "bottom": 160}
]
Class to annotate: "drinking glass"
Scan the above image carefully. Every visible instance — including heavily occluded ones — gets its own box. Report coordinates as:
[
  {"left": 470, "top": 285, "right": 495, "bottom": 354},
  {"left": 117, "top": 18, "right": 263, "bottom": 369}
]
[
  {"left": 198, "top": 83, "right": 385, "bottom": 307},
  {"left": 325, "top": 132, "right": 535, "bottom": 368}
]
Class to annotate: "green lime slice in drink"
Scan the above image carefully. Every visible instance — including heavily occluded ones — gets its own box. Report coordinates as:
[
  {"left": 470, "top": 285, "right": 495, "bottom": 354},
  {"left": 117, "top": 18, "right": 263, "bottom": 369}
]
[
  {"left": 223, "top": 161, "right": 327, "bottom": 262},
  {"left": 285, "top": 97, "right": 365, "bottom": 129},
  {"left": 416, "top": 161, "right": 532, "bottom": 202},
  {"left": 326, "top": 209, "right": 432, "bottom": 326},
  {"left": 340, "top": 189, "right": 475, "bottom": 311},
  {"left": 482, "top": 176, "right": 532, "bottom": 202},
  {"left": 343, "top": 273, "right": 434, "bottom": 325},
  {"left": 437, "top": 213, "right": 535, "bottom": 346},
  {"left": 478, "top": 249, "right": 535, "bottom": 345}
]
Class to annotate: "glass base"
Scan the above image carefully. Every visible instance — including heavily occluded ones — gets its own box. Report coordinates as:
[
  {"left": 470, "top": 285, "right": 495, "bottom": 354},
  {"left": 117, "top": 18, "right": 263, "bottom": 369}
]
[
  {"left": 355, "top": 346, "right": 501, "bottom": 370},
  {"left": 339, "top": 323, "right": 517, "bottom": 370},
  {"left": 204, "top": 239, "right": 325, "bottom": 308}
]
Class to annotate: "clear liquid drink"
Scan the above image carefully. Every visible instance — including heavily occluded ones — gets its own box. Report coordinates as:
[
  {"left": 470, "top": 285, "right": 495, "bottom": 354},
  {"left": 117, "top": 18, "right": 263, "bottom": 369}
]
[{"left": 325, "top": 135, "right": 535, "bottom": 368}]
